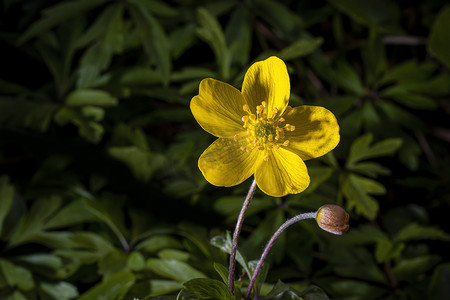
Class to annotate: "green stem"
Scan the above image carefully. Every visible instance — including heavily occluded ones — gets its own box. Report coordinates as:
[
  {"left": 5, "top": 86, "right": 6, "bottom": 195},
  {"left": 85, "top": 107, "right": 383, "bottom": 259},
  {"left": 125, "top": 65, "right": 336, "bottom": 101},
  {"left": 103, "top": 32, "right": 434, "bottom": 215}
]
[
  {"left": 228, "top": 178, "right": 257, "bottom": 294},
  {"left": 245, "top": 212, "right": 317, "bottom": 299}
]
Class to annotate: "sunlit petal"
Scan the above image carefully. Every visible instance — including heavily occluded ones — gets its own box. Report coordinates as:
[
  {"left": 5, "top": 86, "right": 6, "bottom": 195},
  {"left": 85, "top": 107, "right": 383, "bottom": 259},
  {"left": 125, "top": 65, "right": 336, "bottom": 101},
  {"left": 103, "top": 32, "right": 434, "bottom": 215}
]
[
  {"left": 255, "top": 148, "right": 310, "bottom": 197},
  {"left": 283, "top": 106, "right": 340, "bottom": 160},
  {"left": 242, "top": 56, "right": 290, "bottom": 117},
  {"left": 199, "top": 138, "right": 262, "bottom": 187},
  {"left": 191, "top": 78, "right": 246, "bottom": 138}
]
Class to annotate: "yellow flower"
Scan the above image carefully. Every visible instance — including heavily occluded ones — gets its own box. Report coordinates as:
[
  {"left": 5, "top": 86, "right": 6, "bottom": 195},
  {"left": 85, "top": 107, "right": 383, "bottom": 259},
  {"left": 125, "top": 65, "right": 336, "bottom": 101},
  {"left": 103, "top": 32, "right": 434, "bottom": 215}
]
[{"left": 190, "top": 56, "right": 339, "bottom": 197}]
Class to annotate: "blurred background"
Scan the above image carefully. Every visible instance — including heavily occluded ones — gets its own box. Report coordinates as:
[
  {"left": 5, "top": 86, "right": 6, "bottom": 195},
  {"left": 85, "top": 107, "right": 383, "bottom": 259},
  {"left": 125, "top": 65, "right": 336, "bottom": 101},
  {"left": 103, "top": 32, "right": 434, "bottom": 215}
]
[{"left": 0, "top": 0, "right": 449, "bottom": 299}]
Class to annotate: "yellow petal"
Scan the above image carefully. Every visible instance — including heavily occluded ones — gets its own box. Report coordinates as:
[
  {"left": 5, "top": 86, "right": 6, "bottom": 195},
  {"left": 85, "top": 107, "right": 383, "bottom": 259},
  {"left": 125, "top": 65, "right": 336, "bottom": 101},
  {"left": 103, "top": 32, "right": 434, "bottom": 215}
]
[
  {"left": 191, "top": 78, "right": 246, "bottom": 138},
  {"left": 283, "top": 106, "right": 340, "bottom": 160},
  {"left": 255, "top": 148, "right": 310, "bottom": 197},
  {"left": 242, "top": 56, "right": 290, "bottom": 118},
  {"left": 198, "top": 138, "right": 261, "bottom": 187}
]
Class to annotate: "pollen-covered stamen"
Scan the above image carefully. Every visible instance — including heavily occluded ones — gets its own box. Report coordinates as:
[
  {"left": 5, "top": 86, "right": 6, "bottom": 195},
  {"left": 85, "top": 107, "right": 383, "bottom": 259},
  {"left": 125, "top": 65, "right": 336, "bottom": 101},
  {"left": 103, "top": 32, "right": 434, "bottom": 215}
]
[{"left": 238, "top": 102, "right": 295, "bottom": 160}]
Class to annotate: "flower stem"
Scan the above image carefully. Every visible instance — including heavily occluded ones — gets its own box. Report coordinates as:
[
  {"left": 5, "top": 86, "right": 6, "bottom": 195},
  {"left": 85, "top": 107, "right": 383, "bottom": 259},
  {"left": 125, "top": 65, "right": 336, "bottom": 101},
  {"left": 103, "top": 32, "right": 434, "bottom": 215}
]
[
  {"left": 228, "top": 178, "right": 257, "bottom": 294},
  {"left": 245, "top": 211, "right": 317, "bottom": 299}
]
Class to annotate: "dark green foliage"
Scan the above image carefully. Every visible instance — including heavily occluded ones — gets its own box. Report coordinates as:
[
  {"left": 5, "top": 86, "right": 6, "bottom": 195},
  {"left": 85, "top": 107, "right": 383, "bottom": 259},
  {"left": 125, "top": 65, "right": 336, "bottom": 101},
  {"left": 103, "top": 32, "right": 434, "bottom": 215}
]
[{"left": 1, "top": 0, "right": 449, "bottom": 299}]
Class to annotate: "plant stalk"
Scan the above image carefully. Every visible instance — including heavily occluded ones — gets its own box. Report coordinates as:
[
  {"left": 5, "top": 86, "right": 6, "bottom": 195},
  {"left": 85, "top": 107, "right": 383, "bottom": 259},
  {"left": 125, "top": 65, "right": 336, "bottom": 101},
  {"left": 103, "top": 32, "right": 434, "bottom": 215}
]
[
  {"left": 228, "top": 178, "right": 257, "bottom": 294},
  {"left": 245, "top": 212, "right": 317, "bottom": 299}
]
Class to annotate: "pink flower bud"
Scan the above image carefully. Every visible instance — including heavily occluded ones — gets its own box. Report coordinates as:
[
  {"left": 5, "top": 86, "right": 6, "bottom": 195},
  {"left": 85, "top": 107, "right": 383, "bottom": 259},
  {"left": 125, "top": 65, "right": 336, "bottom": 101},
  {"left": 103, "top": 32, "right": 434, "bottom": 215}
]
[{"left": 316, "top": 204, "right": 349, "bottom": 235}]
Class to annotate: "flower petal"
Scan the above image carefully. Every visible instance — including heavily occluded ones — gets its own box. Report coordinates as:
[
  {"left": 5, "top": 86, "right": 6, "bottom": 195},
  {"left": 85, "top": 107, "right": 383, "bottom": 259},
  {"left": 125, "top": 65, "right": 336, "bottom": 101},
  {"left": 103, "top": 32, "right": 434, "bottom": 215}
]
[
  {"left": 283, "top": 106, "right": 340, "bottom": 160},
  {"left": 198, "top": 138, "right": 261, "bottom": 187},
  {"left": 242, "top": 56, "right": 290, "bottom": 118},
  {"left": 255, "top": 148, "right": 310, "bottom": 197},
  {"left": 191, "top": 78, "right": 246, "bottom": 138}
]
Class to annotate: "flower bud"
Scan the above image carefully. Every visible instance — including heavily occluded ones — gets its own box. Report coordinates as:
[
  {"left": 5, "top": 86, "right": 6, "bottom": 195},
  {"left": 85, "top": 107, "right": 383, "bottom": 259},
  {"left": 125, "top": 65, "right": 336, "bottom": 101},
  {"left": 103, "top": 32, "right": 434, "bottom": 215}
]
[{"left": 315, "top": 204, "right": 349, "bottom": 235}]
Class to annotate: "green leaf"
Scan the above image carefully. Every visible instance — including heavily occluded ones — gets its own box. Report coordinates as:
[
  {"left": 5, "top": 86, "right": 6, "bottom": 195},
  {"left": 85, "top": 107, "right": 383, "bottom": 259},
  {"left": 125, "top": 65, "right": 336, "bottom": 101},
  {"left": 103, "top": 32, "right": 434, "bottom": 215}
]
[
  {"left": 136, "top": 235, "right": 183, "bottom": 253},
  {"left": 349, "top": 162, "right": 390, "bottom": 178},
  {"left": 146, "top": 259, "right": 207, "bottom": 282},
  {"left": 44, "top": 198, "right": 97, "bottom": 229},
  {"left": 196, "top": 7, "right": 231, "bottom": 79},
  {"left": 328, "top": 0, "right": 401, "bottom": 33},
  {"left": 8, "top": 196, "right": 62, "bottom": 248},
  {"left": 40, "top": 281, "right": 79, "bottom": 300},
  {"left": 129, "top": 0, "right": 172, "bottom": 86},
  {"left": 392, "top": 255, "right": 441, "bottom": 280},
  {"left": 78, "top": 271, "right": 135, "bottom": 300},
  {"left": 127, "top": 251, "right": 146, "bottom": 271},
  {"left": 347, "top": 133, "right": 402, "bottom": 166},
  {"left": 428, "top": 263, "right": 450, "bottom": 300},
  {"left": 379, "top": 60, "right": 437, "bottom": 84},
  {"left": 374, "top": 238, "right": 404, "bottom": 263},
  {"left": 342, "top": 174, "right": 383, "bottom": 220},
  {"left": 183, "top": 278, "right": 234, "bottom": 300},
  {"left": 213, "top": 196, "right": 273, "bottom": 221},
  {"left": 210, "top": 234, "right": 251, "bottom": 277},
  {"left": 0, "top": 259, "right": 34, "bottom": 291},
  {"left": 395, "top": 223, "right": 450, "bottom": 242},
  {"left": 54, "top": 107, "right": 105, "bottom": 143},
  {"left": 0, "top": 176, "right": 14, "bottom": 236},
  {"left": 108, "top": 147, "right": 166, "bottom": 182},
  {"left": 0, "top": 98, "right": 58, "bottom": 132},
  {"left": 19, "top": 0, "right": 109, "bottom": 43},
  {"left": 158, "top": 249, "right": 190, "bottom": 262},
  {"left": 213, "top": 262, "right": 229, "bottom": 285},
  {"left": 278, "top": 37, "right": 323, "bottom": 61},
  {"left": 65, "top": 89, "right": 118, "bottom": 107},
  {"left": 149, "top": 280, "right": 183, "bottom": 297},
  {"left": 428, "top": 5, "right": 450, "bottom": 68},
  {"left": 225, "top": 7, "right": 252, "bottom": 66},
  {"left": 248, "top": 0, "right": 303, "bottom": 37}
]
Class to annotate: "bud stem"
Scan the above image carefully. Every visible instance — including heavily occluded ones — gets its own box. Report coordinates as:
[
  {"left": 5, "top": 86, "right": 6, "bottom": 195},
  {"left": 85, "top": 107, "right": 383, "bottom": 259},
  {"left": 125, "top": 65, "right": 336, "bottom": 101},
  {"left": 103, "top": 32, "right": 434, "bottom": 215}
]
[
  {"left": 228, "top": 178, "right": 257, "bottom": 294},
  {"left": 245, "top": 211, "right": 317, "bottom": 299}
]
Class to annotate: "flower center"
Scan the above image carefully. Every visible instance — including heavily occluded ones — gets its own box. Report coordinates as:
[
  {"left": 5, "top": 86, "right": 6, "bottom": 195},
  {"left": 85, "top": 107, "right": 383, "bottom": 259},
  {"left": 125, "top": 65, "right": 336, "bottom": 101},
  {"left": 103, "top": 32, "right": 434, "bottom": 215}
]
[{"left": 235, "top": 101, "right": 295, "bottom": 161}]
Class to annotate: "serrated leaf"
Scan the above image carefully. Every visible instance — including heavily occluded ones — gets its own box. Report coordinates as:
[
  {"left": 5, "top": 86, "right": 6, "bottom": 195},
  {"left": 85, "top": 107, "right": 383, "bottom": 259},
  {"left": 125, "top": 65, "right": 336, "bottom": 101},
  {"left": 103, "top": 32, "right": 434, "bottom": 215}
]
[
  {"left": 342, "top": 174, "right": 382, "bottom": 220},
  {"left": 374, "top": 238, "right": 404, "bottom": 263},
  {"left": 149, "top": 280, "right": 183, "bottom": 297},
  {"left": 349, "top": 162, "right": 391, "bottom": 178},
  {"left": 249, "top": 0, "right": 303, "bottom": 36},
  {"left": 213, "top": 262, "right": 229, "bottom": 285},
  {"left": 78, "top": 271, "right": 135, "bottom": 300},
  {"left": 40, "top": 281, "right": 78, "bottom": 300},
  {"left": 129, "top": 0, "right": 171, "bottom": 86},
  {"left": 0, "top": 176, "right": 14, "bottom": 236},
  {"left": 147, "top": 259, "right": 206, "bottom": 283},
  {"left": 347, "top": 133, "right": 402, "bottom": 166},
  {"left": 210, "top": 234, "right": 251, "bottom": 277},
  {"left": 0, "top": 98, "right": 58, "bottom": 132},
  {"left": 428, "top": 5, "right": 450, "bottom": 68},
  {"left": 0, "top": 259, "right": 35, "bottom": 291},
  {"left": 196, "top": 7, "right": 231, "bottom": 79},
  {"left": 65, "top": 89, "right": 118, "bottom": 107},
  {"left": 429, "top": 263, "right": 450, "bottom": 300},
  {"left": 19, "top": 0, "right": 109, "bottom": 43},
  {"left": 395, "top": 223, "right": 450, "bottom": 242},
  {"left": 108, "top": 147, "right": 166, "bottom": 182},
  {"left": 278, "top": 37, "right": 323, "bottom": 61},
  {"left": 225, "top": 7, "right": 251, "bottom": 66},
  {"left": 328, "top": 0, "right": 401, "bottom": 33},
  {"left": 392, "top": 255, "right": 441, "bottom": 280},
  {"left": 183, "top": 279, "right": 234, "bottom": 300}
]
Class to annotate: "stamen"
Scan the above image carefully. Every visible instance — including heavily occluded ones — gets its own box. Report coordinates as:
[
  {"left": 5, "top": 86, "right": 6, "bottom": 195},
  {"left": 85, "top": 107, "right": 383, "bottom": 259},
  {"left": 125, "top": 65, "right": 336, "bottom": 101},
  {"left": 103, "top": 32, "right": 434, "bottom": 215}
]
[
  {"left": 282, "top": 140, "right": 290, "bottom": 146},
  {"left": 278, "top": 117, "right": 285, "bottom": 123},
  {"left": 240, "top": 146, "right": 246, "bottom": 151},
  {"left": 234, "top": 134, "right": 240, "bottom": 141},
  {"left": 263, "top": 152, "right": 270, "bottom": 161}
]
